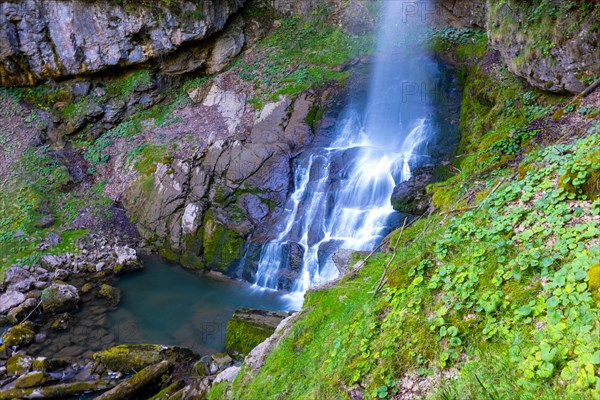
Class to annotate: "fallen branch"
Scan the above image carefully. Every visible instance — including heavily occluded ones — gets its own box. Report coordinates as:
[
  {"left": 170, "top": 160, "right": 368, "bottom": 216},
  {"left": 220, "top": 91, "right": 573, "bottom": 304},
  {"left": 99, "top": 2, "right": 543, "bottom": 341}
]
[
  {"left": 583, "top": 77, "right": 600, "bottom": 97},
  {"left": 374, "top": 217, "right": 408, "bottom": 296}
]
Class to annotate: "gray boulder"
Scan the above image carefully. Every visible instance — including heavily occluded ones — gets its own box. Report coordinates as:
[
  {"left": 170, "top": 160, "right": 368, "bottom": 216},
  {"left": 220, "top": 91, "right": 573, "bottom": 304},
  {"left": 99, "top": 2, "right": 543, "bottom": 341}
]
[
  {"left": 0, "top": 291, "right": 26, "bottom": 314},
  {"left": 40, "top": 283, "right": 80, "bottom": 314}
]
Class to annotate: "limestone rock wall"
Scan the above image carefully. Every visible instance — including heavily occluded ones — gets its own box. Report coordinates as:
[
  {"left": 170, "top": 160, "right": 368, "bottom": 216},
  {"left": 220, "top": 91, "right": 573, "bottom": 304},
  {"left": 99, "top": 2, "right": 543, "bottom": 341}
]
[{"left": 0, "top": 0, "right": 245, "bottom": 86}]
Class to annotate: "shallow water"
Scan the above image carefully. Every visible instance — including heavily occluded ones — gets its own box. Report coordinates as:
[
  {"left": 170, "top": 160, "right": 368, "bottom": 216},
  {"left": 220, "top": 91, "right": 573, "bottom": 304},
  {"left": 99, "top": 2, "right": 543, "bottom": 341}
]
[{"left": 109, "top": 256, "right": 291, "bottom": 355}]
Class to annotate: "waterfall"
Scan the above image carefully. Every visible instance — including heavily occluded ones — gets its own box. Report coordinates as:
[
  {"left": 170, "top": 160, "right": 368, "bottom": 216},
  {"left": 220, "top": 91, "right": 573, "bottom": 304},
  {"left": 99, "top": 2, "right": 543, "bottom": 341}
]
[{"left": 253, "top": 0, "right": 439, "bottom": 308}]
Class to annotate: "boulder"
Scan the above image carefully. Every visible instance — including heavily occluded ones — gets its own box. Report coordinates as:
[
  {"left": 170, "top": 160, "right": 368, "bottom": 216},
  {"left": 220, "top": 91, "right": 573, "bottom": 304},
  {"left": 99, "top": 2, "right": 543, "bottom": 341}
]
[
  {"left": 6, "top": 298, "right": 37, "bottom": 324},
  {"left": 390, "top": 167, "right": 435, "bottom": 215},
  {"left": 332, "top": 249, "right": 356, "bottom": 275},
  {"left": 53, "top": 269, "right": 70, "bottom": 281},
  {"left": 225, "top": 309, "right": 289, "bottom": 356},
  {"left": 93, "top": 344, "right": 197, "bottom": 373},
  {"left": 41, "top": 283, "right": 80, "bottom": 314},
  {"left": 3, "top": 267, "right": 31, "bottom": 288},
  {"left": 50, "top": 313, "right": 72, "bottom": 330},
  {"left": 6, "top": 353, "right": 34, "bottom": 375},
  {"left": 97, "top": 284, "right": 121, "bottom": 306},
  {"left": 113, "top": 246, "right": 143, "bottom": 275},
  {"left": 214, "top": 366, "right": 240, "bottom": 384},
  {"left": 211, "top": 352, "right": 233, "bottom": 371},
  {"left": 0, "top": 291, "right": 26, "bottom": 314},
  {"left": 40, "top": 255, "right": 63, "bottom": 270},
  {"left": 2, "top": 322, "right": 36, "bottom": 347},
  {"left": 15, "top": 371, "right": 57, "bottom": 388}
]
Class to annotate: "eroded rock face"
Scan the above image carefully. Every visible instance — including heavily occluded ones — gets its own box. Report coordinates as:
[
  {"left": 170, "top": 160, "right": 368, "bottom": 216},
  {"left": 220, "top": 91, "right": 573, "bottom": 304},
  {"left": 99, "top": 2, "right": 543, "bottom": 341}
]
[
  {"left": 488, "top": 1, "right": 599, "bottom": 94},
  {"left": 123, "top": 84, "right": 329, "bottom": 273},
  {"left": 438, "top": 0, "right": 486, "bottom": 28},
  {"left": 0, "top": 0, "right": 245, "bottom": 86}
]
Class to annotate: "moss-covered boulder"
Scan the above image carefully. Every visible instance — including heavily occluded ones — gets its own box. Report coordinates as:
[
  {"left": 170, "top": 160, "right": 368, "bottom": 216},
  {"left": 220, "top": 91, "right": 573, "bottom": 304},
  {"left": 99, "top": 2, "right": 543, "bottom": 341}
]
[
  {"left": 32, "top": 357, "right": 70, "bottom": 372},
  {"left": 15, "top": 371, "right": 56, "bottom": 388},
  {"left": 93, "top": 344, "right": 197, "bottom": 373},
  {"left": 6, "top": 352, "right": 33, "bottom": 375},
  {"left": 2, "top": 321, "right": 35, "bottom": 347},
  {"left": 225, "top": 309, "right": 289, "bottom": 356},
  {"left": 97, "top": 284, "right": 121, "bottom": 306},
  {"left": 41, "top": 283, "right": 80, "bottom": 314}
]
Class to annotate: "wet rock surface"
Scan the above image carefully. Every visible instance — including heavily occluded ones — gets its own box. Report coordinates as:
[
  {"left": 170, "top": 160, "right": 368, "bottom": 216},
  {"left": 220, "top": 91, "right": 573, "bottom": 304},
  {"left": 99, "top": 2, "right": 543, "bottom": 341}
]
[{"left": 391, "top": 167, "right": 436, "bottom": 216}]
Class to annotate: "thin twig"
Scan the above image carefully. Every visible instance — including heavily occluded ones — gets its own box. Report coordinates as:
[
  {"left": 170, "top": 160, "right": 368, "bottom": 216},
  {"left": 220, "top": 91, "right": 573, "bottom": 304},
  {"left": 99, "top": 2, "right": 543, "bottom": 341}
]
[
  {"left": 374, "top": 217, "right": 408, "bottom": 295},
  {"left": 347, "top": 240, "right": 387, "bottom": 278},
  {"left": 440, "top": 206, "right": 478, "bottom": 215},
  {"left": 20, "top": 300, "right": 41, "bottom": 323}
]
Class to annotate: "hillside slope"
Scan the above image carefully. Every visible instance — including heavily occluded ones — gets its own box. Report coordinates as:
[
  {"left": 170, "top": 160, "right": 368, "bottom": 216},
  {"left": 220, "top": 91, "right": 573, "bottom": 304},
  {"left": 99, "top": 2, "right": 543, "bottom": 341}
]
[{"left": 216, "top": 19, "right": 600, "bottom": 400}]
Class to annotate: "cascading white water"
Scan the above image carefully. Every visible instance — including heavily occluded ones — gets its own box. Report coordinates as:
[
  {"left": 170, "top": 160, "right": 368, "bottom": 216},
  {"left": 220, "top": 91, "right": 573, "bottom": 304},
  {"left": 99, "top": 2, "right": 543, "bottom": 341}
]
[{"left": 254, "top": 0, "right": 439, "bottom": 308}]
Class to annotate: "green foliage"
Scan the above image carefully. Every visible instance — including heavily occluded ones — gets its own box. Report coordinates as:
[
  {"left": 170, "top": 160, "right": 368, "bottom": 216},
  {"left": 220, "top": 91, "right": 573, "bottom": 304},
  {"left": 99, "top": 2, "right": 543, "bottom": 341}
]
[
  {"left": 231, "top": 129, "right": 600, "bottom": 400},
  {"left": 232, "top": 15, "right": 375, "bottom": 106}
]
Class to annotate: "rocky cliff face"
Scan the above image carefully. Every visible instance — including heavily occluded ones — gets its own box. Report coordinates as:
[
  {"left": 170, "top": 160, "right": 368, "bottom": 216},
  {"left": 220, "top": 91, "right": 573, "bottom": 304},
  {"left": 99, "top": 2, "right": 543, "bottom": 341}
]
[
  {"left": 488, "top": 0, "right": 599, "bottom": 94},
  {"left": 439, "top": 0, "right": 599, "bottom": 94},
  {"left": 439, "top": 0, "right": 486, "bottom": 29},
  {"left": 120, "top": 78, "right": 335, "bottom": 274},
  {"left": 0, "top": 0, "right": 245, "bottom": 86}
]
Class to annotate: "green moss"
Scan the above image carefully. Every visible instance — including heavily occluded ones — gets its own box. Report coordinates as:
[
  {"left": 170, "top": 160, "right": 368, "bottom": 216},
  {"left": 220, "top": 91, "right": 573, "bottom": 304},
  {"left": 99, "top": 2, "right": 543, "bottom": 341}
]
[
  {"left": 98, "top": 284, "right": 121, "bottom": 306},
  {"left": 231, "top": 15, "right": 375, "bottom": 103},
  {"left": 202, "top": 212, "right": 245, "bottom": 272},
  {"left": 305, "top": 104, "right": 324, "bottom": 130},
  {"left": 93, "top": 344, "right": 195, "bottom": 373},
  {"left": 15, "top": 371, "right": 53, "bottom": 388},
  {"left": 6, "top": 353, "right": 33, "bottom": 376},
  {"left": 225, "top": 318, "right": 275, "bottom": 356},
  {"left": 487, "top": 0, "right": 599, "bottom": 87},
  {"left": 1, "top": 322, "right": 35, "bottom": 347}
]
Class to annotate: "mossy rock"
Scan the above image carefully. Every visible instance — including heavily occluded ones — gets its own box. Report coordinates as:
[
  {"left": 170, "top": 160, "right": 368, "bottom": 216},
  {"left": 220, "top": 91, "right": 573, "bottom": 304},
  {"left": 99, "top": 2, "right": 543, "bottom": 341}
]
[
  {"left": 6, "top": 352, "right": 33, "bottom": 375},
  {"left": 93, "top": 344, "right": 197, "bottom": 373},
  {"left": 32, "top": 357, "right": 70, "bottom": 372},
  {"left": 41, "top": 283, "right": 80, "bottom": 314},
  {"left": 97, "top": 284, "right": 121, "bottom": 306},
  {"left": 15, "top": 371, "right": 56, "bottom": 388},
  {"left": 81, "top": 282, "right": 95, "bottom": 294},
  {"left": 225, "top": 309, "right": 288, "bottom": 356},
  {"left": 2, "top": 321, "right": 35, "bottom": 347}
]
